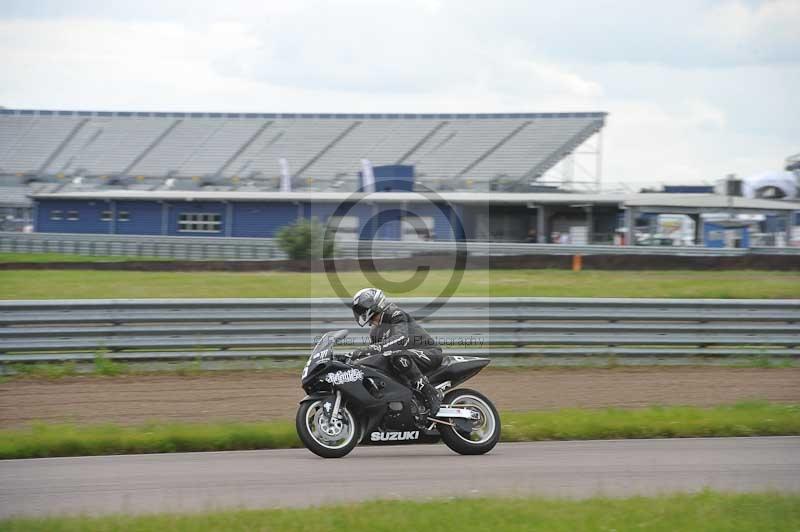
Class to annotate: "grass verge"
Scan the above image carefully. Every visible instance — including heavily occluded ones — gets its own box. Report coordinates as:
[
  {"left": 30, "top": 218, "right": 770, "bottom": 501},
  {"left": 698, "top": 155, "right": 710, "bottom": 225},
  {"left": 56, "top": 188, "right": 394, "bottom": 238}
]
[
  {"left": 4, "top": 356, "right": 795, "bottom": 380},
  {"left": 2, "top": 491, "right": 799, "bottom": 531},
  {"left": 2, "top": 269, "right": 800, "bottom": 299},
  {"left": 501, "top": 402, "right": 800, "bottom": 441},
  {"left": 0, "top": 420, "right": 300, "bottom": 459},
  {"left": 1, "top": 402, "right": 797, "bottom": 460},
  {"left": 5, "top": 354, "right": 131, "bottom": 379}
]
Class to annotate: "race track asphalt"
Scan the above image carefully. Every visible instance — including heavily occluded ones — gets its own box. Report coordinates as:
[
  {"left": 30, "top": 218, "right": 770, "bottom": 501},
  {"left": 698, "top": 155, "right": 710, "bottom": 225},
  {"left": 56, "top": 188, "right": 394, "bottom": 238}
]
[{"left": 1, "top": 437, "right": 798, "bottom": 518}]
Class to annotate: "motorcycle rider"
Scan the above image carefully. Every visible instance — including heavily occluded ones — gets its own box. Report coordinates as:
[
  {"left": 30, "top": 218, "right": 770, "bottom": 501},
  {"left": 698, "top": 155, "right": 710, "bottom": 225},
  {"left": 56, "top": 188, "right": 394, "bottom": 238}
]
[{"left": 350, "top": 287, "right": 442, "bottom": 415}]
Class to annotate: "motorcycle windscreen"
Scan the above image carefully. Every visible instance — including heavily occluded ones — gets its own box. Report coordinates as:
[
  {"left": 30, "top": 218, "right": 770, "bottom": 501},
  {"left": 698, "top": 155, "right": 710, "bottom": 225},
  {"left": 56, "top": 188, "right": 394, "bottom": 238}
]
[
  {"left": 301, "top": 333, "right": 335, "bottom": 381},
  {"left": 301, "top": 329, "right": 350, "bottom": 382}
]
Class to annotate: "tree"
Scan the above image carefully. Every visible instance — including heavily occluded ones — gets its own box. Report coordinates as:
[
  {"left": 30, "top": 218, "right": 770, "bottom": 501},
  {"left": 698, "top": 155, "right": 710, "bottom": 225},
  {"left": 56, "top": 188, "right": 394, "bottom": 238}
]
[{"left": 276, "top": 218, "right": 335, "bottom": 260}]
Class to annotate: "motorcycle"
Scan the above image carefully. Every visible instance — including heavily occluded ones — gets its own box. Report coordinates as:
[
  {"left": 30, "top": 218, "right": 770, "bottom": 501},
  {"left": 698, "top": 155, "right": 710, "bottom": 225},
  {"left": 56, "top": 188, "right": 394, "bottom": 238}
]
[{"left": 296, "top": 329, "right": 501, "bottom": 458}]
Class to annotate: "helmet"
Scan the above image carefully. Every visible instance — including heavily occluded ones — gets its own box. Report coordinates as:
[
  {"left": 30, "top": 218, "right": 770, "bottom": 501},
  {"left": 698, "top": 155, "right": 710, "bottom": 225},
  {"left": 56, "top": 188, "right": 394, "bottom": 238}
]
[{"left": 352, "top": 288, "right": 388, "bottom": 327}]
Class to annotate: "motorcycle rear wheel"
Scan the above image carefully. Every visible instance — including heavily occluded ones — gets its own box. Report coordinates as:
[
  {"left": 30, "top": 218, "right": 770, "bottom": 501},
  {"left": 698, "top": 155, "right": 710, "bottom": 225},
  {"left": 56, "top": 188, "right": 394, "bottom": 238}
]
[
  {"left": 438, "top": 388, "right": 501, "bottom": 455},
  {"left": 296, "top": 399, "right": 360, "bottom": 458}
]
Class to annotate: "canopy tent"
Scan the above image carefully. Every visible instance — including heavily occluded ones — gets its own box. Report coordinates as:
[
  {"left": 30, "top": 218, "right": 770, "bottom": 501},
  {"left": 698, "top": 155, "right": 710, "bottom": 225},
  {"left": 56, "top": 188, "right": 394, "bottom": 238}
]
[{"left": 742, "top": 171, "right": 797, "bottom": 200}]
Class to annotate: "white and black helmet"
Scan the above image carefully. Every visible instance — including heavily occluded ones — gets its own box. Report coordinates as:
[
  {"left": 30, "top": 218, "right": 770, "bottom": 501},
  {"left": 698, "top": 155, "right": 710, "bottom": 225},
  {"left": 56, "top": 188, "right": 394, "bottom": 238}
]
[{"left": 352, "top": 288, "right": 389, "bottom": 327}]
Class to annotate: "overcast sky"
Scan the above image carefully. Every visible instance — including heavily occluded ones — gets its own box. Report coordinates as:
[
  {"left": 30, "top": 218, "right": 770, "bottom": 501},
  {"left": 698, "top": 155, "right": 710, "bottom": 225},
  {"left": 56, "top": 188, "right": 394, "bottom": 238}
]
[{"left": 0, "top": 0, "right": 797, "bottom": 190}]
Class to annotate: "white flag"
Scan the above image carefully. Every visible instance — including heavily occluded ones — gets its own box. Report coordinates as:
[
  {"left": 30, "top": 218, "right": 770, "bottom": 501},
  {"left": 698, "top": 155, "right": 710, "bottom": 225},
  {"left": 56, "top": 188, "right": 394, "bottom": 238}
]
[
  {"left": 279, "top": 158, "right": 291, "bottom": 192},
  {"left": 360, "top": 158, "right": 375, "bottom": 193}
]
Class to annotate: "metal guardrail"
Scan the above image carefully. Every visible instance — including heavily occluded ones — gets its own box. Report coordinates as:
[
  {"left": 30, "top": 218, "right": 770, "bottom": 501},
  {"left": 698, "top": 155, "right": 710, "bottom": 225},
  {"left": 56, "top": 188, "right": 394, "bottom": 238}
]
[
  {"left": 3, "top": 231, "right": 800, "bottom": 260},
  {"left": 1, "top": 298, "right": 798, "bottom": 365},
  {"left": 0, "top": 232, "right": 286, "bottom": 260}
]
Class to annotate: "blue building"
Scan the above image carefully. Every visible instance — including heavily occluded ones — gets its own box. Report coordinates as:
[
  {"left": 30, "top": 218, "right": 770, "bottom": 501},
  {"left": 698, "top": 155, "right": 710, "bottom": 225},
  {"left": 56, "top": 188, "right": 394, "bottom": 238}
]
[
  {"left": 31, "top": 190, "right": 469, "bottom": 241},
  {"left": 30, "top": 189, "right": 798, "bottom": 245},
  {"left": 703, "top": 221, "right": 750, "bottom": 248},
  {"left": 30, "top": 189, "right": 630, "bottom": 243}
]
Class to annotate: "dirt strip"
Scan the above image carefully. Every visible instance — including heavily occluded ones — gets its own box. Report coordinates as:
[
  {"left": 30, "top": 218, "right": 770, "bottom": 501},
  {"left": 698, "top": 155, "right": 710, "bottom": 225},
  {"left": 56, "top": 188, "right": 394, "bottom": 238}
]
[{"left": 1, "top": 367, "right": 799, "bottom": 428}]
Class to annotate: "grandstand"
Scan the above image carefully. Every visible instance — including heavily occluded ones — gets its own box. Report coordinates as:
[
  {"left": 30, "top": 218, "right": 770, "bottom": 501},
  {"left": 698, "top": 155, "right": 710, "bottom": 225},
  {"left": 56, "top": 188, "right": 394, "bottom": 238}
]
[
  {"left": 2, "top": 108, "right": 797, "bottom": 247},
  {"left": 0, "top": 109, "right": 605, "bottom": 193}
]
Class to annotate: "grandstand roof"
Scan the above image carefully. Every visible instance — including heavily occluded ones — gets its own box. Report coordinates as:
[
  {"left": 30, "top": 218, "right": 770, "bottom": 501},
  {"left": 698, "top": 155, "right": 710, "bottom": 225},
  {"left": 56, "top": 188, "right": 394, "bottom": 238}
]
[
  {"left": 0, "top": 108, "right": 606, "bottom": 192},
  {"left": 28, "top": 189, "right": 623, "bottom": 205},
  {"left": 28, "top": 189, "right": 798, "bottom": 211},
  {"left": 0, "top": 109, "right": 605, "bottom": 120}
]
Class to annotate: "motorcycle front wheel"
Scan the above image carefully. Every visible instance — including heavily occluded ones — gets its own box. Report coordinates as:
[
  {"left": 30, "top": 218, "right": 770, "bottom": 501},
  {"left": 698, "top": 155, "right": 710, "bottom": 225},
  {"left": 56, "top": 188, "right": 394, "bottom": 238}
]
[
  {"left": 296, "top": 399, "right": 360, "bottom": 458},
  {"left": 438, "top": 388, "right": 501, "bottom": 455}
]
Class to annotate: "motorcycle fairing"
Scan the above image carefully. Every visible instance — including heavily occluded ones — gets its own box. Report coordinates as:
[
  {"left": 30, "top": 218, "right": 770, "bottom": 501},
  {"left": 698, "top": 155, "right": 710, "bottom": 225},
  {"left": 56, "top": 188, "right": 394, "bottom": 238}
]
[
  {"left": 352, "top": 352, "right": 392, "bottom": 373},
  {"left": 358, "top": 353, "right": 490, "bottom": 389},
  {"left": 298, "top": 392, "right": 336, "bottom": 405},
  {"left": 345, "top": 364, "right": 419, "bottom": 435},
  {"left": 303, "top": 357, "right": 419, "bottom": 436},
  {"left": 364, "top": 428, "right": 441, "bottom": 445},
  {"left": 426, "top": 356, "right": 490, "bottom": 388}
]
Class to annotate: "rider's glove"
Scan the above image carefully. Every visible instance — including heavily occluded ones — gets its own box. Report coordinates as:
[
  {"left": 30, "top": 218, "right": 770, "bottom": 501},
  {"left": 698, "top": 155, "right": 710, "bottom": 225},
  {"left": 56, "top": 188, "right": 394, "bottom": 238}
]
[
  {"left": 349, "top": 348, "right": 370, "bottom": 360},
  {"left": 335, "top": 351, "right": 354, "bottom": 362}
]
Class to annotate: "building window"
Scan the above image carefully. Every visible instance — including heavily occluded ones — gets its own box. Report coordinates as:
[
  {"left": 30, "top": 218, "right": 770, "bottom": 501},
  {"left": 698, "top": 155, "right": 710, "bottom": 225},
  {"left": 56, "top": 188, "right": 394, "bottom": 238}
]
[
  {"left": 101, "top": 211, "right": 112, "bottom": 221},
  {"left": 178, "top": 213, "right": 221, "bottom": 233},
  {"left": 50, "top": 210, "right": 63, "bottom": 221},
  {"left": 118, "top": 211, "right": 130, "bottom": 222}
]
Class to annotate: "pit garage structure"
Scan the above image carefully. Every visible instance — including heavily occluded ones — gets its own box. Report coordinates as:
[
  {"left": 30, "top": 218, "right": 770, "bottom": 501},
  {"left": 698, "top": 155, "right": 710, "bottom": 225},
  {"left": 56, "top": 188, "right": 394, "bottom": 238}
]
[{"left": 624, "top": 194, "right": 800, "bottom": 247}]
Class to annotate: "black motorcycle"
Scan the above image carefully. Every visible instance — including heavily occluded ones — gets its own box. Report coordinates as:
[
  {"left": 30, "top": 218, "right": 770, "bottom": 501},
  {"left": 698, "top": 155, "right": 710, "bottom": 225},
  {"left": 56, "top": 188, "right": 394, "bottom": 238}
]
[{"left": 296, "top": 329, "right": 501, "bottom": 458}]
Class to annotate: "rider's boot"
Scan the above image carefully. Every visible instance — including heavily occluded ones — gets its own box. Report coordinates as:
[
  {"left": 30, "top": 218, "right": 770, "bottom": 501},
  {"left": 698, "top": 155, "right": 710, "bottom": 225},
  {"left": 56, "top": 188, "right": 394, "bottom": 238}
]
[{"left": 414, "top": 375, "right": 441, "bottom": 416}]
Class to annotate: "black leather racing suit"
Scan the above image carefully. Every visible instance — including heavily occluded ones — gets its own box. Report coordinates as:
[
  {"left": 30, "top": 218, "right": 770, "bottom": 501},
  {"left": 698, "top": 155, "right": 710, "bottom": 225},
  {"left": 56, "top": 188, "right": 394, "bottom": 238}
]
[{"left": 360, "top": 303, "right": 443, "bottom": 386}]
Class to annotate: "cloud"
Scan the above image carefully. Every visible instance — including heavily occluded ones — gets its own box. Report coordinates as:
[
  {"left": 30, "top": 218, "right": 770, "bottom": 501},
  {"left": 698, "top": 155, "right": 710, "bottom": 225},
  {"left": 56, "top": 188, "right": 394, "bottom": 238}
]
[
  {"left": 602, "top": 96, "right": 795, "bottom": 189},
  {"left": 703, "top": 0, "right": 800, "bottom": 60},
  {"left": 0, "top": 2, "right": 796, "bottom": 189},
  {"left": 461, "top": 0, "right": 800, "bottom": 68},
  {"left": 0, "top": 18, "right": 266, "bottom": 110}
]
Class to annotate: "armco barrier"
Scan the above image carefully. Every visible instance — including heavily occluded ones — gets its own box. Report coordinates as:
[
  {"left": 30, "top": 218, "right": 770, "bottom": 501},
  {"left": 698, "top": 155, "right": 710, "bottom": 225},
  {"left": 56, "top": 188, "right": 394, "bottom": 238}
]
[
  {"left": 3, "top": 231, "right": 800, "bottom": 260},
  {"left": 1, "top": 298, "right": 798, "bottom": 366}
]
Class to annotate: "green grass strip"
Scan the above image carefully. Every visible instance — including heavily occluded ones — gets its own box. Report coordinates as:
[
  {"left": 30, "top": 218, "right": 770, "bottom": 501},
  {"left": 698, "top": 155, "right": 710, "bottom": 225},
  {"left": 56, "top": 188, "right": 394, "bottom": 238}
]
[
  {"left": 1, "top": 402, "right": 797, "bottom": 460},
  {"left": 0, "top": 420, "right": 301, "bottom": 459},
  {"left": 2, "top": 269, "right": 800, "bottom": 299},
  {"left": 3, "top": 355, "right": 795, "bottom": 382},
  {"left": 501, "top": 402, "right": 800, "bottom": 441},
  {"left": 2, "top": 491, "right": 799, "bottom": 531}
]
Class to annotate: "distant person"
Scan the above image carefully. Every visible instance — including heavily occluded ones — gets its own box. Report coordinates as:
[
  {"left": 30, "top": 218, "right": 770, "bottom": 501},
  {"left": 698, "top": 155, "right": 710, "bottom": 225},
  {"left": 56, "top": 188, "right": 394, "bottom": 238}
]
[{"left": 525, "top": 228, "right": 538, "bottom": 243}]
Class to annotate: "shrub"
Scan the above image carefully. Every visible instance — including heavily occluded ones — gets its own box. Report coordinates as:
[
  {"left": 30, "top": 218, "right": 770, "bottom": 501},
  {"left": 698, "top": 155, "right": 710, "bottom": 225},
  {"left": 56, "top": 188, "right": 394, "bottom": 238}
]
[
  {"left": 93, "top": 353, "right": 127, "bottom": 376},
  {"left": 276, "top": 218, "right": 335, "bottom": 260}
]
